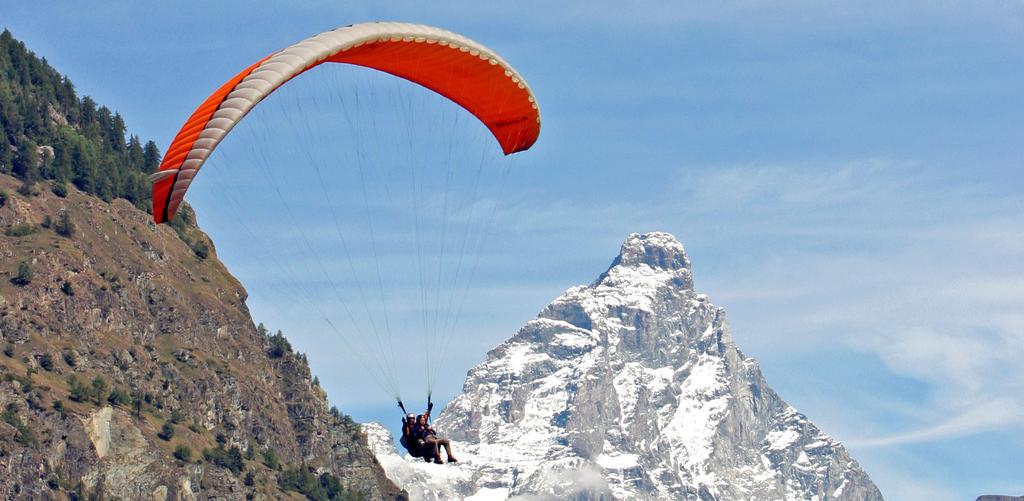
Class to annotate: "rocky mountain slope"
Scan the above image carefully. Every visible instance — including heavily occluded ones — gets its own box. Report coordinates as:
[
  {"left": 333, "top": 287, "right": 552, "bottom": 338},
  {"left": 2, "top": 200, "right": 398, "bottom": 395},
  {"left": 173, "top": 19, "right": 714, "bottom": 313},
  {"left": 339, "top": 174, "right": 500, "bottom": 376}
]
[
  {"left": 0, "top": 174, "right": 405, "bottom": 500},
  {"left": 366, "top": 232, "right": 882, "bottom": 500}
]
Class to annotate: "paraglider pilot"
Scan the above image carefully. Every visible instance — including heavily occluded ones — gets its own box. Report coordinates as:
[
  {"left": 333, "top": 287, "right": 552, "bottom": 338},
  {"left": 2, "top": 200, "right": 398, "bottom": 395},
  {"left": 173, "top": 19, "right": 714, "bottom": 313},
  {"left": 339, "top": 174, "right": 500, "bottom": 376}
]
[{"left": 398, "top": 398, "right": 458, "bottom": 464}]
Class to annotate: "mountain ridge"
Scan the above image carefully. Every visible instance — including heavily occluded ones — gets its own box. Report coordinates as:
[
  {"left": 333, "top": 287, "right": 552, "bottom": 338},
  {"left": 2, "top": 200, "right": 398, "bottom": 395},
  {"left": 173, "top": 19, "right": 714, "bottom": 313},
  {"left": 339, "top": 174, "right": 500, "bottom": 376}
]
[
  {"left": 366, "top": 232, "right": 882, "bottom": 500},
  {"left": 0, "top": 161, "right": 404, "bottom": 500}
]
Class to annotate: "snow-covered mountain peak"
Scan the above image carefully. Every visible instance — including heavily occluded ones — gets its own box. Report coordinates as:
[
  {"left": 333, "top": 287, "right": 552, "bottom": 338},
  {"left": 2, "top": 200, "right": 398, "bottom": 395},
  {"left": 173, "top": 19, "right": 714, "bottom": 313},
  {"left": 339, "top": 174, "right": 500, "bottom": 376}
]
[
  {"left": 369, "top": 232, "right": 882, "bottom": 500},
  {"left": 534, "top": 233, "right": 695, "bottom": 335},
  {"left": 612, "top": 231, "right": 691, "bottom": 273},
  {"left": 594, "top": 232, "right": 694, "bottom": 293}
]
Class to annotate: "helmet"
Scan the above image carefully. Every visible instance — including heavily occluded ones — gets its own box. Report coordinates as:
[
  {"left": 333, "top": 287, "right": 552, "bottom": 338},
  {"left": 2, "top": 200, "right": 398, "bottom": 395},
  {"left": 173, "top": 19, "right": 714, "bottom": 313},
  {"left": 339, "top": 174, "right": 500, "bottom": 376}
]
[{"left": 406, "top": 413, "right": 415, "bottom": 421}]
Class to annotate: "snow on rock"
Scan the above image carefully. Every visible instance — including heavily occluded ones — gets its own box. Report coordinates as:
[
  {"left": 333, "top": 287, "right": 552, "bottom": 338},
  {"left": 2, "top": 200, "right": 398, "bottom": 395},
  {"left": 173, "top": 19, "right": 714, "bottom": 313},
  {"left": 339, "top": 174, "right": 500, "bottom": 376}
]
[
  {"left": 362, "top": 422, "right": 482, "bottom": 501},
  {"left": 371, "top": 233, "right": 883, "bottom": 500}
]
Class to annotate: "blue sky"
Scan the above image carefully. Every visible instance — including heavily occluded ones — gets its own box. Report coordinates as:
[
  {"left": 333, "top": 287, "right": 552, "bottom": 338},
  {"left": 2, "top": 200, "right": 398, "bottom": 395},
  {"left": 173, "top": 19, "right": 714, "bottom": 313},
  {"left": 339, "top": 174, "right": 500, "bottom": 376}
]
[{"left": 5, "top": 1, "right": 1023, "bottom": 498}]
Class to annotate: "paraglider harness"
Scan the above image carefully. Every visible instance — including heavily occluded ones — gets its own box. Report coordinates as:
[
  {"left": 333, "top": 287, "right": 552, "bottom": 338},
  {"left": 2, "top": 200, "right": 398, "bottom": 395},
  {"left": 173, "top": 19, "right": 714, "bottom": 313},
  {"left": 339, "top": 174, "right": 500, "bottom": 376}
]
[{"left": 398, "top": 397, "right": 437, "bottom": 461}]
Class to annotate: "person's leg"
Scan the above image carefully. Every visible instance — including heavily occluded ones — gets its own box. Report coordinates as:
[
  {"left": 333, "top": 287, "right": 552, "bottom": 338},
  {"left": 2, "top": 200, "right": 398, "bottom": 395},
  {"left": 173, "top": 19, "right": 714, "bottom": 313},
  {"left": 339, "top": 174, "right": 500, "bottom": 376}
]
[
  {"left": 438, "top": 438, "right": 457, "bottom": 461},
  {"left": 425, "top": 436, "right": 443, "bottom": 463},
  {"left": 416, "top": 439, "right": 430, "bottom": 460}
]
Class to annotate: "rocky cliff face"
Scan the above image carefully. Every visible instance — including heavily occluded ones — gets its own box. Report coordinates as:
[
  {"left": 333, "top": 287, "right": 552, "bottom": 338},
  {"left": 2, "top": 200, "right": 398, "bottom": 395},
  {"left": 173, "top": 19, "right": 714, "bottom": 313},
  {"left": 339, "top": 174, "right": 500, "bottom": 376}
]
[
  {"left": 0, "top": 174, "right": 404, "bottom": 500},
  {"left": 366, "top": 232, "right": 882, "bottom": 500}
]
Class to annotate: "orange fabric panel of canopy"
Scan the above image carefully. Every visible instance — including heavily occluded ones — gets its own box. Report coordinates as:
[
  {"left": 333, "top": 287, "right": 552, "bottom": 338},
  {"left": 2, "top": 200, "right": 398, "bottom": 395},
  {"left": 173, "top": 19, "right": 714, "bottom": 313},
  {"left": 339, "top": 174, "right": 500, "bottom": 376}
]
[
  {"left": 150, "top": 57, "right": 269, "bottom": 220},
  {"left": 151, "top": 22, "right": 541, "bottom": 224},
  {"left": 328, "top": 41, "right": 539, "bottom": 155}
]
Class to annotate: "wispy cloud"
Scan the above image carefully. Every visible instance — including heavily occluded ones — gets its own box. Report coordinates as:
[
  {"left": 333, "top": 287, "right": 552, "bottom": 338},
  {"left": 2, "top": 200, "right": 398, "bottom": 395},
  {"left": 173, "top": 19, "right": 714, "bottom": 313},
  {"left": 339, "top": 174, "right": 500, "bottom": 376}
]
[{"left": 849, "top": 398, "right": 1024, "bottom": 448}]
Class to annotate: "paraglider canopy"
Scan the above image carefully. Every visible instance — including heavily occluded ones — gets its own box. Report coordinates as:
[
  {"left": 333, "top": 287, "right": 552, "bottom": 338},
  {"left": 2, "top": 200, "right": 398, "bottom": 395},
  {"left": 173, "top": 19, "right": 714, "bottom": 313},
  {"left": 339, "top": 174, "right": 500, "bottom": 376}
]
[
  {"left": 148, "top": 20, "right": 543, "bottom": 405},
  {"left": 151, "top": 21, "right": 541, "bottom": 224}
]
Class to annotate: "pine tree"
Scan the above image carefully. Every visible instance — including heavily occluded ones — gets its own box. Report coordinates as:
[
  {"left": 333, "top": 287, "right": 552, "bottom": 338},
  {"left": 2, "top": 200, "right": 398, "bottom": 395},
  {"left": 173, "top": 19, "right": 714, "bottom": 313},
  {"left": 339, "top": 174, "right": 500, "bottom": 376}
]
[
  {"left": 54, "top": 210, "right": 74, "bottom": 237},
  {"left": 69, "top": 140, "right": 94, "bottom": 191},
  {"left": 11, "top": 261, "right": 32, "bottom": 286},
  {"left": 127, "top": 135, "right": 143, "bottom": 169},
  {"left": 12, "top": 137, "right": 38, "bottom": 180},
  {"left": 158, "top": 422, "right": 175, "bottom": 441},
  {"left": 143, "top": 140, "right": 161, "bottom": 173},
  {"left": 0, "top": 133, "right": 12, "bottom": 172},
  {"left": 90, "top": 376, "right": 107, "bottom": 405}
]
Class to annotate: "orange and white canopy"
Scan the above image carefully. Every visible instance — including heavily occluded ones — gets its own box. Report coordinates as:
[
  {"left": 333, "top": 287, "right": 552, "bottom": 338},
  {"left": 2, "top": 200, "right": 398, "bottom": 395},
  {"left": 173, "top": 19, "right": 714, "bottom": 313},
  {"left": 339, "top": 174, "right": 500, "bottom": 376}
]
[{"left": 150, "top": 22, "right": 541, "bottom": 224}]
